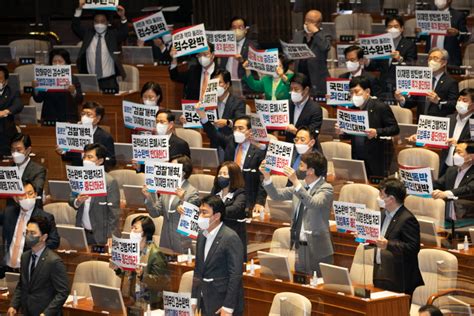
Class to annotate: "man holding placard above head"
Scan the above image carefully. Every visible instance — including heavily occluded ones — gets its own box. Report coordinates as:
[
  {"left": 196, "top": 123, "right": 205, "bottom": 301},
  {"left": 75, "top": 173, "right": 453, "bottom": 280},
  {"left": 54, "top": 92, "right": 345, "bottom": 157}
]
[
  {"left": 395, "top": 48, "right": 458, "bottom": 119},
  {"left": 68, "top": 143, "right": 120, "bottom": 245},
  {"left": 260, "top": 151, "right": 333, "bottom": 275},
  {"left": 336, "top": 76, "right": 399, "bottom": 179},
  {"left": 72, "top": 0, "right": 129, "bottom": 92}
]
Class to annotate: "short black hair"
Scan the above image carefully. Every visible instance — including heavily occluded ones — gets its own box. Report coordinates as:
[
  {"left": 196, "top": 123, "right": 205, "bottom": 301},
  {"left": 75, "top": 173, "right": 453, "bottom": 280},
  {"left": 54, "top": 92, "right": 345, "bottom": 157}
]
[
  {"left": 201, "top": 195, "right": 226, "bottom": 221},
  {"left": 385, "top": 15, "right": 405, "bottom": 28},
  {"left": 173, "top": 155, "right": 193, "bottom": 179},
  {"left": 156, "top": 109, "right": 175, "bottom": 122},
  {"left": 301, "top": 152, "right": 327, "bottom": 177},
  {"left": 418, "top": 305, "right": 443, "bottom": 316},
  {"left": 212, "top": 69, "right": 232, "bottom": 86},
  {"left": 230, "top": 16, "right": 248, "bottom": 28},
  {"left": 22, "top": 180, "right": 37, "bottom": 193},
  {"left": 140, "top": 81, "right": 163, "bottom": 105},
  {"left": 295, "top": 126, "right": 317, "bottom": 140},
  {"left": 49, "top": 48, "right": 71, "bottom": 65},
  {"left": 349, "top": 76, "right": 372, "bottom": 91},
  {"left": 278, "top": 53, "right": 291, "bottom": 74},
  {"left": 0, "top": 65, "right": 9, "bottom": 80},
  {"left": 234, "top": 115, "right": 251, "bottom": 129},
  {"left": 82, "top": 101, "right": 105, "bottom": 120},
  {"left": 459, "top": 140, "right": 474, "bottom": 154},
  {"left": 379, "top": 178, "right": 407, "bottom": 204},
  {"left": 132, "top": 215, "right": 155, "bottom": 242},
  {"left": 344, "top": 45, "right": 364, "bottom": 60},
  {"left": 290, "top": 73, "right": 311, "bottom": 90},
  {"left": 459, "top": 88, "right": 474, "bottom": 102},
  {"left": 28, "top": 216, "right": 51, "bottom": 236},
  {"left": 10, "top": 133, "right": 32, "bottom": 148},
  {"left": 83, "top": 143, "right": 108, "bottom": 161}
]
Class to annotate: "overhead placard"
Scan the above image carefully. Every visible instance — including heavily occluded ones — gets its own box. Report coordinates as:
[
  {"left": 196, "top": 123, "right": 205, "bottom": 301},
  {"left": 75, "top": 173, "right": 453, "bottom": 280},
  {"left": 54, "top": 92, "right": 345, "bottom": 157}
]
[
  {"left": 250, "top": 113, "right": 269, "bottom": 144},
  {"left": 172, "top": 23, "right": 208, "bottom": 58},
  {"left": 359, "top": 33, "right": 395, "bottom": 60},
  {"left": 201, "top": 78, "right": 219, "bottom": 110},
  {"left": 83, "top": 0, "right": 118, "bottom": 11},
  {"left": 264, "top": 139, "right": 294, "bottom": 175},
  {"left": 206, "top": 31, "right": 237, "bottom": 57},
  {"left": 181, "top": 100, "right": 216, "bottom": 128},
  {"left": 416, "top": 10, "right": 451, "bottom": 35},
  {"left": 133, "top": 11, "right": 169, "bottom": 42},
  {"left": 280, "top": 40, "right": 315, "bottom": 60},
  {"left": 247, "top": 46, "right": 279, "bottom": 76},
  {"left": 396, "top": 66, "right": 432, "bottom": 96}
]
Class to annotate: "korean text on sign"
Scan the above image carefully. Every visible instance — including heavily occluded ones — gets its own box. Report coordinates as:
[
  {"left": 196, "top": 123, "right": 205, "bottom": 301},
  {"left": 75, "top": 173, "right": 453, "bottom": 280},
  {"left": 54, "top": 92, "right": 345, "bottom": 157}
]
[
  {"left": 337, "top": 107, "right": 369, "bottom": 136},
  {"left": 265, "top": 139, "right": 294, "bottom": 175},
  {"left": 255, "top": 99, "right": 289, "bottom": 130},
  {"left": 66, "top": 165, "right": 107, "bottom": 196},
  {"left": 355, "top": 208, "right": 381, "bottom": 244},
  {"left": 56, "top": 122, "right": 94, "bottom": 153},
  {"left": 206, "top": 31, "right": 237, "bottom": 57},
  {"left": 122, "top": 100, "right": 158, "bottom": 131},
  {"left": 144, "top": 161, "right": 183, "bottom": 194},
  {"left": 415, "top": 115, "right": 450, "bottom": 149},
  {"left": 396, "top": 66, "right": 432, "bottom": 96},
  {"left": 201, "top": 78, "right": 219, "bottom": 110},
  {"left": 177, "top": 202, "right": 201, "bottom": 239},
  {"left": 163, "top": 291, "right": 193, "bottom": 315},
  {"left": 280, "top": 40, "right": 315, "bottom": 60},
  {"left": 326, "top": 78, "right": 351, "bottom": 106},
  {"left": 247, "top": 46, "right": 279, "bottom": 76},
  {"left": 132, "top": 134, "right": 170, "bottom": 164},
  {"left": 133, "top": 11, "right": 169, "bottom": 42},
  {"left": 250, "top": 114, "right": 269, "bottom": 144},
  {"left": 0, "top": 167, "right": 24, "bottom": 197},
  {"left": 111, "top": 235, "right": 140, "bottom": 271},
  {"left": 359, "top": 33, "right": 395, "bottom": 60},
  {"left": 333, "top": 201, "right": 365, "bottom": 233},
  {"left": 83, "top": 0, "right": 118, "bottom": 11},
  {"left": 34, "top": 65, "right": 72, "bottom": 91},
  {"left": 416, "top": 10, "right": 451, "bottom": 35},
  {"left": 181, "top": 100, "right": 216, "bottom": 128},
  {"left": 172, "top": 23, "right": 209, "bottom": 58},
  {"left": 399, "top": 166, "right": 433, "bottom": 197}
]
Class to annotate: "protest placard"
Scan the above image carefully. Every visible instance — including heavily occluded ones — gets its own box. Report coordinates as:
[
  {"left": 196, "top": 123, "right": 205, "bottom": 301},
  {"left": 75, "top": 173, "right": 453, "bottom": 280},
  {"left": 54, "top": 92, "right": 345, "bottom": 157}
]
[
  {"left": 177, "top": 202, "right": 200, "bottom": 239},
  {"left": 333, "top": 201, "right": 364, "bottom": 233},
  {"left": 416, "top": 10, "right": 451, "bottom": 35},
  {"left": 172, "top": 24, "right": 208, "bottom": 58},
  {"left": 66, "top": 165, "right": 107, "bottom": 196},
  {"left": 337, "top": 107, "right": 369, "bottom": 136},
  {"left": 250, "top": 113, "right": 269, "bottom": 144},
  {"left": 264, "top": 139, "right": 294, "bottom": 175},
  {"left": 255, "top": 99, "right": 289, "bottom": 130},
  {"left": 163, "top": 291, "right": 193, "bottom": 315},
  {"left": 396, "top": 66, "right": 432, "bottom": 96},
  {"left": 181, "top": 100, "right": 217, "bottom": 128},
  {"left": 144, "top": 161, "right": 182, "bottom": 194},
  {"left": 359, "top": 33, "right": 395, "bottom": 60},
  {"left": 415, "top": 115, "right": 450, "bottom": 149},
  {"left": 247, "top": 46, "right": 279, "bottom": 76},
  {"left": 133, "top": 11, "right": 169, "bottom": 42},
  {"left": 111, "top": 235, "right": 140, "bottom": 271},
  {"left": 206, "top": 31, "right": 237, "bottom": 57},
  {"left": 280, "top": 40, "right": 315, "bottom": 60},
  {"left": 470, "top": 119, "right": 474, "bottom": 140},
  {"left": 56, "top": 122, "right": 94, "bottom": 153},
  {"left": 0, "top": 167, "right": 24, "bottom": 197},
  {"left": 399, "top": 165, "right": 433, "bottom": 197},
  {"left": 34, "top": 65, "right": 72, "bottom": 92},
  {"left": 83, "top": 0, "right": 118, "bottom": 10},
  {"left": 122, "top": 100, "right": 158, "bottom": 131},
  {"left": 201, "top": 78, "right": 219, "bottom": 110},
  {"left": 132, "top": 134, "right": 169, "bottom": 164},
  {"left": 326, "top": 78, "right": 351, "bottom": 106},
  {"left": 355, "top": 208, "right": 381, "bottom": 244}
]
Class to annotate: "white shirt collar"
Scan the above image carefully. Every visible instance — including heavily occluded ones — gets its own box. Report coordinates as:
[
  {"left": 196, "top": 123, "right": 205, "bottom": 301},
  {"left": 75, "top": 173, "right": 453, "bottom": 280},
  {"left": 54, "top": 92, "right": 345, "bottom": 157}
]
[
  {"left": 204, "top": 221, "right": 223, "bottom": 239},
  {"left": 217, "top": 190, "right": 234, "bottom": 201},
  {"left": 17, "top": 157, "right": 30, "bottom": 171}
]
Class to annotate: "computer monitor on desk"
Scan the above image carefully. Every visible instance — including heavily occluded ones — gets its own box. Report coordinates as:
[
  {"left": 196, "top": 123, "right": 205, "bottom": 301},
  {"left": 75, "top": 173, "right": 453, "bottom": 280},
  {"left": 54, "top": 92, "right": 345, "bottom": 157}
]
[
  {"left": 122, "top": 46, "right": 154, "bottom": 65},
  {"left": 89, "top": 284, "right": 126, "bottom": 315},
  {"left": 319, "top": 262, "right": 355, "bottom": 296},
  {"left": 190, "top": 147, "right": 219, "bottom": 169},
  {"left": 48, "top": 180, "right": 72, "bottom": 201},
  {"left": 257, "top": 251, "right": 293, "bottom": 282},
  {"left": 332, "top": 158, "right": 368, "bottom": 184},
  {"left": 75, "top": 74, "right": 100, "bottom": 92},
  {"left": 57, "top": 225, "right": 89, "bottom": 252}
]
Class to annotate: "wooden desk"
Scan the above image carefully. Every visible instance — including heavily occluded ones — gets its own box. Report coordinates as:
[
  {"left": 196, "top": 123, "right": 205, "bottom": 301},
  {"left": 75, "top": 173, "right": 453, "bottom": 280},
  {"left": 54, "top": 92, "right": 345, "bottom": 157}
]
[{"left": 63, "top": 298, "right": 125, "bottom": 316}]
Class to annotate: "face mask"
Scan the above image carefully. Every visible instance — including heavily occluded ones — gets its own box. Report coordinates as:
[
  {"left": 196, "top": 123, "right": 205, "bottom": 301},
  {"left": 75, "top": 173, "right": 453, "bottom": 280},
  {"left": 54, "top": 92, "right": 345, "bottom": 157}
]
[
  {"left": 456, "top": 101, "right": 470, "bottom": 115},
  {"left": 303, "top": 24, "right": 311, "bottom": 34},
  {"left": 435, "top": 0, "right": 447, "bottom": 9},
  {"left": 19, "top": 198, "right": 36, "bottom": 212},
  {"left": 295, "top": 144, "right": 309, "bottom": 155},
  {"left": 81, "top": 115, "right": 94, "bottom": 125},
  {"left": 198, "top": 56, "right": 212, "bottom": 67},
  {"left": 296, "top": 169, "right": 306, "bottom": 179},
  {"left": 143, "top": 99, "right": 157, "bottom": 107},
  {"left": 291, "top": 91, "right": 304, "bottom": 103},
  {"left": 387, "top": 28, "right": 401, "bottom": 38},
  {"left": 377, "top": 197, "right": 386, "bottom": 209},
  {"left": 217, "top": 86, "right": 226, "bottom": 97},
  {"left": 83, "top": 159, "right": 96, "bottom": 167},
  {"left": 352, "top": 95, "right": 366, "bottom": 108},
  {"left": 233, "top": 131, "right": 246, "bottom": 144},
  {"left": 234, "top": 29, "right": 246, "bottom": 41},
  {"left": 25, "top": 235, "right": 41, "bottom": 248},
  {"left": 428, "top": 60, "right": 442, "bottom": 72},
  {"left": 155, "top": 123, "right": 169, "bottom": 136},
  {"left": 162, "top": 33, "right": 172, "bottom": 43},
  {"left": 453, "top": 153, "right": 465, "bottom": 167},
  {"left": 94, "top": 23, "right": 107, "bottom": 34},
  {"left": 197, "top": 216, "right": 210, "bottom": 230},
  {"left": 130, "top": 232, "right": 143, "bottom": 243},
  {"left": 346, "top": 61, "right": 360, "bottom": 73},
  {"left": 12, "top": 152, "right": 26, "bottom": 164},
  {"left": 217, "top": 176, "right": 230, "bottom": 188}
]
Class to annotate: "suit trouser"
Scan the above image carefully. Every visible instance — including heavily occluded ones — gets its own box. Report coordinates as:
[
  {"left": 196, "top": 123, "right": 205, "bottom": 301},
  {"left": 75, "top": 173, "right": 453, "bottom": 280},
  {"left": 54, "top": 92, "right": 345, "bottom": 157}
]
[
  {"left": 85, "top": 229, "right": 97, "bottom": 245},
  {"left": 295, "top": 242, "right": 333, "bottom": 276},
  {"left": 98, "top": 75, "right": 119, "bottom": 92},
  {"left": 200, "top": 296, "right": 242, "bottom": 316}
]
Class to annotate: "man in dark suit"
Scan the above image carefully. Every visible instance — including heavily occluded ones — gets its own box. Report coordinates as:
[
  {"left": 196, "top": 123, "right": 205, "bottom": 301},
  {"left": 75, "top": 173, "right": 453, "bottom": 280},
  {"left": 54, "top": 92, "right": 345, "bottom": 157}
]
[
  {"left": 8, "top": 216, "right": 68, "bottom": 316},
  {"left": 156, "top": 109, "right": 191, "bottom": 159},
  {"left": 197, "top": 109, "right": 266, "bottom": 212},
  {"left": 69, "top": 143, "right": 120, "bottom": 245},
  {"left": 2, "top": 181, "right": 59, "bottom": 275},
  {"left": 57, "top": 101, "right": 116, "bottom": 169},
  {"left": 374, "top": 178, "right": 424, "bottom": 296},
  {"left": 286, "top": 73, "right": 322, "bottom": 145},
  {"left": 191, "top": 195, "right": 244, "bottom": 316},
  {"left": 339, "top": 45, "right": 383, "bottom": 98},
  {"left": 395, "top": 48, "right": 459, "bottom": 119},
  {"left": 0, "top": 66, "right": 23, "bottom": 159},
  {"left": 293, "top": 10, "right": 330, "bottom": 95},
  {"left": 337, "top": 76, "right": 400, "bottom": 179},
  {"left": 72, "top": 0, "right": 129, "bottom": 92}
]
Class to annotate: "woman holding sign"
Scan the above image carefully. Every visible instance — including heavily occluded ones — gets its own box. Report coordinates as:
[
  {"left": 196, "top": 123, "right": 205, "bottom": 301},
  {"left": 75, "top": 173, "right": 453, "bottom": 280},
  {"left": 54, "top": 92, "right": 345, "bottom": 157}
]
[{"left": 110, "top": 215, "right": 170, "bottom": 309}]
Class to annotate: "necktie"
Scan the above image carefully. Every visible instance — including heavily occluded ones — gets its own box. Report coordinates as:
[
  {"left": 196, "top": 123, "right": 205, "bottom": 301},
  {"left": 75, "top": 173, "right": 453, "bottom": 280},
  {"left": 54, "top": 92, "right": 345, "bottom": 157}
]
[
  {"left": 30, "top": 253, "right": 37, "bottom": 280},
  {"left": 10, "top": 212, "right": 26, "bottom": 267},
  {"left": 292, "top": 154, "right": 302, "bottom": 170},
  {"left": 424, "top": 76, "right": 437, "bottom": 114},
  {"left": 96, "top": 34, "right": 103, "bottom": 79},
  {"left": 200, "top": 70, "right": 209, "bottom": 99},
  {"left": 234, "top": 144, "right": 243, "bottom": 168},
  {"left": 291, "top": 186, "right": 309, "bottom": 249}
]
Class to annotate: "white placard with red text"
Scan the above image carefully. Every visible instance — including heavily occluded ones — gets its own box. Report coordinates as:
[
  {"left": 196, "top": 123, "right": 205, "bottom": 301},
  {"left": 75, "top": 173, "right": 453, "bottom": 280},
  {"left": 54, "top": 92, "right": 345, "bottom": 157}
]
[{"left": 66, "top": 165, "right": 107, "bottom": 196}]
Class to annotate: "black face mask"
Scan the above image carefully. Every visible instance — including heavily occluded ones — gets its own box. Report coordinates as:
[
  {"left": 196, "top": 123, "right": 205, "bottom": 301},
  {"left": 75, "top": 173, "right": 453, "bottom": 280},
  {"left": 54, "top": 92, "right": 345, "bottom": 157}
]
[
  {"left": 217, "top": 176, "right": 230, "bottom": 188},
  {"left": 25, "top": 235, "right": 40, "bottom": 248}
]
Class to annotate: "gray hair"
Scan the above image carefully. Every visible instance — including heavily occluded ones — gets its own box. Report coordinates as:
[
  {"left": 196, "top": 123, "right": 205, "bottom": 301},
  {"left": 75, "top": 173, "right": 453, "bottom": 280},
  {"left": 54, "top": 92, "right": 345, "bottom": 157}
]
[{"left": 428, "top": 47, "right": 449, "bottom": 61}]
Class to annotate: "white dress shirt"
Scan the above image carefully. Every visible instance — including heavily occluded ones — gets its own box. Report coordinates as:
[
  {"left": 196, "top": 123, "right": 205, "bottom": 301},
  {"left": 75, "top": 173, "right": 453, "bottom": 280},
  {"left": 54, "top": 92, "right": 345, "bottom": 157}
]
[
  {"left": 217, "top": 94, "right": 230, "bottom": 119},
  {"left": 8, "top": 208, "right": 34, "bottom": 268},
  {"left": 225, "top": 38, "right": 245, "bottom": 79},
  {"left": 445, "top": 114, "right": 471, "bottom": 165},
  {"left": 16, "top": 157, "right": 30, "bottom": 179},
  {"left": 293, "top": 97, "right": 309, "bottom": 125},
  {"left": 75, "top": 197, "right": 92, "bottom": 230},
  {"left": 204, "top": 222, "right": 223, "bottom": 261},
  {"left": 86, "top": 32, "right": 115, "bottom": 79}
]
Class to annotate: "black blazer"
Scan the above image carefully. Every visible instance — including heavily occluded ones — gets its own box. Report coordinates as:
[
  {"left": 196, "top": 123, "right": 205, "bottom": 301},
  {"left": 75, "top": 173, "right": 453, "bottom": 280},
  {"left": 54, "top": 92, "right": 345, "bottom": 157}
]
[
  {"left": 169, "top": 61, "right": 217, "bottom": 101},
  {"left": 0, "top": 86, "right": 23, "bottom": 157},
  {"left": 192, "top": 224, "right": 244, "bottom": 315},
  {"left": 169, "top": 133, "right": 191, "bottom": 159},
  {"left": 21, "top": 160, "right": 47, "bottom": 196},
  {"left": 72, "top": 16, "right": 128, "bottom": 78},
  {"left": 217, "top": 94, "right": 246, "bottom": 137},
  {"left": 286, "top": 98, "right": 323, "bottom": 146},
  {"left": 339, "top": 69, "right": 383, "bottom": 98},
  {"left": 403, "top": 72, "right": 458, "bottom": 119},
  {"left": 218, "top": 38, "right": 256, "bottom": 80},
  {"left": 10, "top": 247, "right": 69, "bottom": 315},
  {"left": 202, "top": 120, "right": 266, "bottom": 208},
  {"left": 373, "top": 205, "right": 424, "bottom": 294},
  {"left": 434, "top": 165, "right": 474, "bottom": 199}
]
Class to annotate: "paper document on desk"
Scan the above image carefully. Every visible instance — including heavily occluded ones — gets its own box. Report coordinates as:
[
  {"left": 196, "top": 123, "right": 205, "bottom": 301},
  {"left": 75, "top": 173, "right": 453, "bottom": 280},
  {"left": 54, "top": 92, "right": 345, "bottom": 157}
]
[{"left": 370, "top": 291, "right": 403, "bottom": 300}]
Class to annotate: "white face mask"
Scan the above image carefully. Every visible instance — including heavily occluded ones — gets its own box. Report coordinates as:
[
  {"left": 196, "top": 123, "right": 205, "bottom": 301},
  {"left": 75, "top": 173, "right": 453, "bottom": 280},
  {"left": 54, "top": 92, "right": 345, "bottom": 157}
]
[
  {"left": 19, "top": 198, "right": 36, "bottom": 212},
  {"left": 234, "top": 29, "right": 246, "bottom": 41},
  {"left": 387, "top": 28, "right": 401, "bottom": 38},
  {"left": 12, "top": 152, "right": 26, "bottom": 164},
  {"left": 453, "top": 153, "right": 465, "bottom": 167},
  {"left": 155, "top": 123, "right": 169, "bottom": 135},
  {"left": 291, "top": 91, "right": 304, "bottom": 103},
  {"left": 130, "top": 232, "right": 143, "bottom": 243},
  {"left": 81, "top": 115, "right": 94, "bottom": 126},
  {"left": 233, "top": 131, "right": 246, "bottom": 144},
  {"left": 428, "top": 60, "right": 443, "bottom": 72},
  {"left": 94, "top": 23, "right": 108, "bottom": 34},
  {"left": 83, "top": 159, "right": 96, "bottom": 167},
  {"left": 295, "top": 144, "right": 309, "bottom": 155},
  {"left": 197, "top": 216, "right": 210, "bottom": 230},
  {"left": 143, "top": 99, "right": 157, "bottom": 107},
  {"left": 217, "top": 86, "right": 226, "bottom": 97},
  {"left": 377, "top": 197, "right": 386, "bottom": 209},
  {"left": 435, "top": 0, "right": 447, "bottom": 9},
  {"left": 346, "top": 61, "right": 360, "bottom": 73},
  {"left": 456, "top": 101, "right": 470, "bottom": 115},
  {"left": 303, "top": 24, "right": 310, "bottom": 34},
  {"left": 352, "top": 95, "right": 366, "bottom": 108},
  {"left": 198, "top": 56, "right": 212, "bottom": 67}
]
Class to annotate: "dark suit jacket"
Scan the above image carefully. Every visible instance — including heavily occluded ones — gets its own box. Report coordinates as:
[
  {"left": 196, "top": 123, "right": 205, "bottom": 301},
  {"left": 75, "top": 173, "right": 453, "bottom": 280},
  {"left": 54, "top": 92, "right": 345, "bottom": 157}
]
[
  {"left": 0, "top": 86, "right": 23, "bottom": 157},
  {"left": 373, "top": 205, "right": 424, "bottom": 294},
  {"left": 6, "top": 159, "right": 48, "bottom": 208},
  {"left": 169, "top": 132, "right": 191, "bottom": 159},
  {"left": 72, "top": 16, "right": 128, "bottom": 78},
  {"left": 169, "top": 61, "right": 217, "bottom": 101},
  {"left": 216, "top": 94, "right": 246, "bottom": 138},
  {"left": 10, "top": 247, "right": 69, "bottom": 315},
  {"left": 192, "top": 224, "right": 244, "bottom": 315},
  {"left": 3, "top": 206, "right": 60, "bottom": 252},
  {"left": 339, "top": 69, "right": 383, "bottom": 98},
  {"left": 202, "top": 120, "right": 266, "bottom": 208},
  {"left": 286, "top": 98, "right": 323, "bottom": 146},
  {"left": 151, "top": 43, "right": 172, "bottom": 63},
  {"left": 218, "top": 38, "right": 256, "bottom": 80}
]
